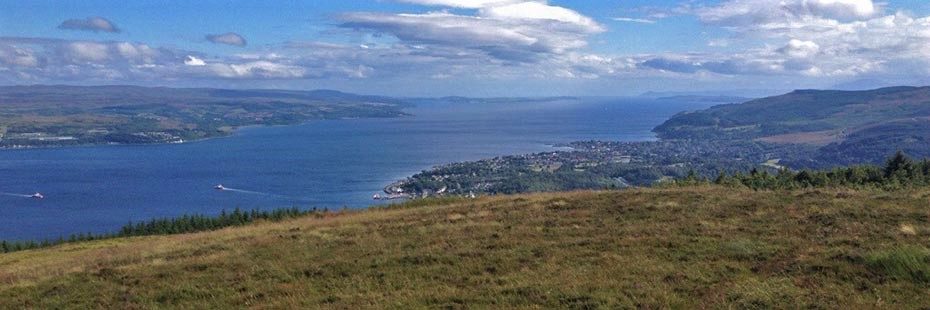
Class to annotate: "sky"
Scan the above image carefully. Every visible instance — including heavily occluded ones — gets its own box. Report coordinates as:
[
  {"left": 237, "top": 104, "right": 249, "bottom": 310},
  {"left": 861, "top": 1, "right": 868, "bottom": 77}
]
[{"left": 2, "top": 0, "right": 930, "bottom": 96}]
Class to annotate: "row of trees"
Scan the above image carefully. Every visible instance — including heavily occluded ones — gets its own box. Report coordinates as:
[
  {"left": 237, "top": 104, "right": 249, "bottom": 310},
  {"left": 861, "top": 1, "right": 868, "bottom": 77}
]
[
  {"left": 1, "top": 207, "right": 323, "bottom": 254},
  {"left": 676, "top": 152, "right": 930, "bottom": 190}
]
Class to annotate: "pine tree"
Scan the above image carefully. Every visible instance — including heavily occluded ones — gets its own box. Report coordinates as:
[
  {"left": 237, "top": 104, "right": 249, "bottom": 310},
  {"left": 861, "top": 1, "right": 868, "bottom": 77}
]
[{"left": 884, "top": 151, "right": 913, "bottom": 179}]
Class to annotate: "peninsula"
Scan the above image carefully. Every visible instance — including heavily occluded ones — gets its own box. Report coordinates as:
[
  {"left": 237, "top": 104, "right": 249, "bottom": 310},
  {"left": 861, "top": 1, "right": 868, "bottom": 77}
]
[{"left": 0, "top": 85, "right": 408, "bottom": 148}]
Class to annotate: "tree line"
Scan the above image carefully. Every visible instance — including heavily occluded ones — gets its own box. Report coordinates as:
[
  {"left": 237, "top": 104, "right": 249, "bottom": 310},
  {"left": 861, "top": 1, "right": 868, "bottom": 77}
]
[
  {"left": 674, "top": 151, "right": 930, "bottom": 190},
  {"left": 1, "top": 207, "right": 324, "bottom": 254}
]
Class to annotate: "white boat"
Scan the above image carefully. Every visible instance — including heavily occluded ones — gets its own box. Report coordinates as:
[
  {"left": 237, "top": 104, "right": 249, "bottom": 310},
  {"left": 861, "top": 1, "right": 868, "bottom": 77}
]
[
  {"left": 30, "top": 192, "right": 44, "bottom": 199},
  {"left": 214, "top": 184, "right": 226, "bottom": 190},
  {"left": 373, "top": 193, "right": 408, "bottom": 200}
]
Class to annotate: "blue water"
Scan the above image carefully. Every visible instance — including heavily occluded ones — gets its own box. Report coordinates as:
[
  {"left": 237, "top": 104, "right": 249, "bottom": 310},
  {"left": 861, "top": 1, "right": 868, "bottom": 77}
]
[{"left": 0, "top": 98, "right": 714, "bottom": 240}]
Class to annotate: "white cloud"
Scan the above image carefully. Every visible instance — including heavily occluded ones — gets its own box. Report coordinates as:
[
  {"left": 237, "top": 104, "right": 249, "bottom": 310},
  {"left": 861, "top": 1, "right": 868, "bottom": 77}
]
[
  {"left": 807, "top": 0, "right": 876, "bottom": 19},
  {"left": 115, "top": 42, "right": 162, "bottom": 64},
  {"left": 779, "top": 39, "right": 820, "bottom": 58},
  {"left": 665, "top": 0, "right": 930, "bottom": 82},
  {"left": 205, "top": 61, "right": 307, "bottom": 79},
  {"left": 184, "top": 55, "right": 206, "bottom": 66},
  {"left": 339, "top": 0, "right": 603, "bottom": 63},
  {"left": 481, "top": 1, "right": 604, "bottom": 31},
  {"left": 5, "top": 0, "right": 930, "bottom": 93},
  {"left": 0, "top": 45, "right": 38, "bottom": 67},
  {"left": 699, "top": 0, "right": 878, "bottom": 26},
  {"left": 68, "top": 42, "right": 109, "bottom": 62}
]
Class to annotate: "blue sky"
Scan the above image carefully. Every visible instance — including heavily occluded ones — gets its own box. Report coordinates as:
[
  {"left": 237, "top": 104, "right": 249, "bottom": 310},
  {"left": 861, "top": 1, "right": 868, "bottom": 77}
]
[{"left": 2, "top": 0, "right": 930, "bottom": 96}]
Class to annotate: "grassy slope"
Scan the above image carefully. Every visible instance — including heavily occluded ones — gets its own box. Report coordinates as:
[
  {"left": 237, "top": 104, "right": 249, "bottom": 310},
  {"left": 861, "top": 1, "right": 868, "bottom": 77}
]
[{"left": 1, "top": 187, "right": 929, "bottom": 308}]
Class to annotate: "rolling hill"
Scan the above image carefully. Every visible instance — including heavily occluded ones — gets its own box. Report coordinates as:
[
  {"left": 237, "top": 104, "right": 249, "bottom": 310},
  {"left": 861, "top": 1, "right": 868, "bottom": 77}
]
[
  {"left": 1, "top": 187, "right": 928, "bottom": 308},
  {"left": 654, "top": 86, "right": 930, "bottom": 166}
]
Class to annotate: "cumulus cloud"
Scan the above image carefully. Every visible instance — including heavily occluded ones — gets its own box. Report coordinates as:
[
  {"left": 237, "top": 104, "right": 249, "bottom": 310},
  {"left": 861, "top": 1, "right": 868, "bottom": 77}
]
[
  {"left": 0, "top": 45, "right": 39, "bottom": 67},
  {"left": 638, "top": 0, "right": 930, "bottom": 82},
  {"left": 0, "top": 37, "right": 389, "bottom": 83},
  {"left": 779, "top": 39, "right": 820, "bottom": 58},
  {"left": 57, "top": 17, "right": 121, "bottom": 33},
  {"left": 206, "top": 32, "right": 247, "bottom": 47},
  {"left": 7, "top": 0, "right": 930, "bottom": 91},
  {"left": 67, "top": 42, "right": 110, "bottom": 62},
  {"left": 481, "top": 1, "right": 603, "bottom": 30},
  {"left": 184, "top": 55, "right": 206, "bottom": 66},
  {"left": 699, "top": 0, "right": 878, "bottom": 26},
  {"left": 339, "top": 0, "right": 603, "bottom": 63},
  {"left": 201, "top": 61, "right": 306, "bottom": 79}
]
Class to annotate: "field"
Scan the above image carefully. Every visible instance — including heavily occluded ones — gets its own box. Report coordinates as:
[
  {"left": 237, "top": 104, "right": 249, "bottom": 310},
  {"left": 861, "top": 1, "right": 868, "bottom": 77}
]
[{"left": 1, "top": 187, "right": 929, "bottom": 308}]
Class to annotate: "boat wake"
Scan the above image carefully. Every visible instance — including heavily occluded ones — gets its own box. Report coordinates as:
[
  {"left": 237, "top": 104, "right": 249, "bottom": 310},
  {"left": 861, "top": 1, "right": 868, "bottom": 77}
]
[
  {"left": 221, "top": 187, "right": 272, "bottom": 196},
  {"left": 214, "top": 184, "right": 313, "bottom": 202},
  {"left": 1, "top": 192, "right": 34, "bottom": 198}
]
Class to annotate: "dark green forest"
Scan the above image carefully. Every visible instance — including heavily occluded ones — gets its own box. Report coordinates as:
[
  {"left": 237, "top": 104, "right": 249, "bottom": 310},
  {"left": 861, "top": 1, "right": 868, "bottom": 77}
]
[{"left": 0, "top": 207, "right": 319, "bottom": 254}]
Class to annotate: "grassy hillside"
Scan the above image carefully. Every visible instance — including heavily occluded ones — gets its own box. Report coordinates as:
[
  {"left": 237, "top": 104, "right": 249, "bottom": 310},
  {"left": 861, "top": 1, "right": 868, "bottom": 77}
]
[{"left": 1, "top": 187, "right": 929, "bottom": 308}]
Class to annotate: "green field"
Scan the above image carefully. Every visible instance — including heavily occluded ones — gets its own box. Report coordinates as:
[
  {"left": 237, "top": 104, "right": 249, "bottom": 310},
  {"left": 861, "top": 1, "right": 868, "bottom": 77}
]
[{"left": 1, "top": 187, "right": 928, "bottom": 308}]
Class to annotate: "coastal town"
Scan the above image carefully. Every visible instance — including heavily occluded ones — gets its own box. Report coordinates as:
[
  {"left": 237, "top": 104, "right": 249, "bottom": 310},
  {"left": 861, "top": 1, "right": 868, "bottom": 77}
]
[{"left": 385, "top": 139, "right": 811, "bottom": 198}]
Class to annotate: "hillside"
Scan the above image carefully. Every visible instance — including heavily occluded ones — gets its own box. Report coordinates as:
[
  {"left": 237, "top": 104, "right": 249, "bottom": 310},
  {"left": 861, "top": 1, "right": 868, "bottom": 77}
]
[
  {"left": 2, "top": 187, "right": 929, "bottom": 308},
  {"left": 0, "top": 85, "right": 407, "bottom": 148},
  {"left": 654, "top": 86, "right": 930, "bottom": 165}
]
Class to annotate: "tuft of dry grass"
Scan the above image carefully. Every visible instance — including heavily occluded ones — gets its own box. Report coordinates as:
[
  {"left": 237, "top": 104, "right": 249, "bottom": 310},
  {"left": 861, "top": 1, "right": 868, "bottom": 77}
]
[{"left": 1, "top": 187, "right": 929, "bottom": 308}]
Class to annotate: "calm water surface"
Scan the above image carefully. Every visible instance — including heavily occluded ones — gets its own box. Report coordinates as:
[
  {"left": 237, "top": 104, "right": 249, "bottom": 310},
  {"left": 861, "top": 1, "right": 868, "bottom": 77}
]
[{"left": 0, "top": 98, "right": 714, "bottom": 240}]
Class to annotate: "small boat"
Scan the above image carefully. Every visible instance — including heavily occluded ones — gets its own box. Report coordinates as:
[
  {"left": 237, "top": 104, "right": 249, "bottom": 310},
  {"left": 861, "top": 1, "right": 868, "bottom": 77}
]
[
  {"left": 214, "top": 184, "right": 226, "bottom": 191},
  {"left": 373, "top": 193, "right": 409, "bottom": 200},
  {"left": 30, "top": 192, "right": 44, "bottom": 199}
]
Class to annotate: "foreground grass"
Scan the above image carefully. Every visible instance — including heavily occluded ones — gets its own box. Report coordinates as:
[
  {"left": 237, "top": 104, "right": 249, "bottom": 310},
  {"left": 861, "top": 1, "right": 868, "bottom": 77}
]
[{"left": 1, "top": 187, "right": 929, "bottom": 308}]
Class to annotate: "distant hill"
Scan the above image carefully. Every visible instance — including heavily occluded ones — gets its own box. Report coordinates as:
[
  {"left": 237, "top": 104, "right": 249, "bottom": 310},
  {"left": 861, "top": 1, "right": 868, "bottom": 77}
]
[
  {"left": 0, "top": 85, "right": 407, "bottom": 148},
  {"left": 1, "top": 187, "right": 928, "bottom": 308},
  {"left": 654, "top": 86, "right": 930, "bottom": 166},
  {"left": 0, "top": 85, "right": 405, "bottom": 108}
]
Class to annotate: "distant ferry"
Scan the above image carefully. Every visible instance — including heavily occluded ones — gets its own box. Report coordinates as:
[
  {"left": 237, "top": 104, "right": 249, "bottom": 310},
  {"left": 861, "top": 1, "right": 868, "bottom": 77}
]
[
  {"left": 214, "top": 184, "right": 226, "bottom": 190},
  {"left": 31, "top": 192, "right": 44, "bottom": 199}
]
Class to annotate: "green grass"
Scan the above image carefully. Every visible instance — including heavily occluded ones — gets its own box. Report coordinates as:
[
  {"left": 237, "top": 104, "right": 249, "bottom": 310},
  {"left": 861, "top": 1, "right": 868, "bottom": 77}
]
[
  {"left": 1, "top": 187, "right": 929, "bottom": 308},
  {"left": 866, "top": 246, "right": 930, "bottom": 283}
]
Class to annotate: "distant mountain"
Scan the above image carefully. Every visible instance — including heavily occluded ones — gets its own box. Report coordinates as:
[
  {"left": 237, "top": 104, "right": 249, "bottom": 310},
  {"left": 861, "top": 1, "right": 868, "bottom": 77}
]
[{"left": 654, "top": 86, "right": 930, "bottom": 166}]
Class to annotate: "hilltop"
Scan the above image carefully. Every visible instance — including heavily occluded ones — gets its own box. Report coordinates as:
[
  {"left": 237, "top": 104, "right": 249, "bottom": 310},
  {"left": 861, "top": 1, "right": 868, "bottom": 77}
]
[
  {"left": 655, "top": 86, "right": 930, "bottom": 165},
  {"left": 1, "top": 187, "right": 929, "bottom": 308}
]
